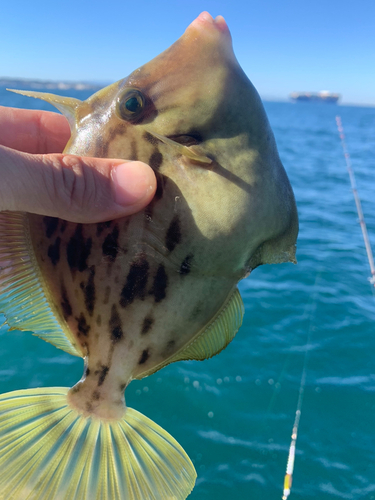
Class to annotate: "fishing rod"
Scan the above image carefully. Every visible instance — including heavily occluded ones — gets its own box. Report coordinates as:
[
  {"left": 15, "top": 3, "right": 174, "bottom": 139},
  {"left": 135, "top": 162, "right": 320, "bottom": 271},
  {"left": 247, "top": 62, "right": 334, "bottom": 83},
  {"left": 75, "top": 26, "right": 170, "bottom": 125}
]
[
  {"left": 281, "top": 384, "right": 303, "bottom": 500},
  {"left": 336, "top": 116, "right": 375, "bottom": 288}
]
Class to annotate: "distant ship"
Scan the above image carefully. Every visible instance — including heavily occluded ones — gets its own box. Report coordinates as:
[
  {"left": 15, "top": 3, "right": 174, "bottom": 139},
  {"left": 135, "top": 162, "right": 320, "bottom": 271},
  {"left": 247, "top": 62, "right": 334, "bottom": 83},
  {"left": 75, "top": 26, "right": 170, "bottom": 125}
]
[{"left": 290, "top": 91, "right": 340, "bottom": 103}]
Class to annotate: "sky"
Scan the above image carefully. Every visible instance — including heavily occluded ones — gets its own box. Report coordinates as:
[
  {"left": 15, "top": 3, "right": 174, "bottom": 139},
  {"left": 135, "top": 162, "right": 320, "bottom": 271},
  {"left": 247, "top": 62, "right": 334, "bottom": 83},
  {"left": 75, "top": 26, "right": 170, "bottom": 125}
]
[{"left": 1, "top": 0, "right": 374, "bottom": 106}]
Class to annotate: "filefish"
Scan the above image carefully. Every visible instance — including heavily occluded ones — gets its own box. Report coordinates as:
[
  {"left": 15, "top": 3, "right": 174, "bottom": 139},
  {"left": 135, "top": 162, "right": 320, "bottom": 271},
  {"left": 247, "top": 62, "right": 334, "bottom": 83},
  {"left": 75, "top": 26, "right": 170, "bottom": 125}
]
[{"left": 0, "top": 12, "right": 298, "bottom": 500}]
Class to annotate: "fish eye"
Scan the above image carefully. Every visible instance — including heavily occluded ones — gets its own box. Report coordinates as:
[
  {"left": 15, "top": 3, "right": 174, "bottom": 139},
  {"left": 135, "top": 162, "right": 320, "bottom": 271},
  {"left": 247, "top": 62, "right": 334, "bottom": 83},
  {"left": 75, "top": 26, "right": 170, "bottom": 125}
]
[{"left": 117, "top": 89, "right": 145, "bottom": 121}]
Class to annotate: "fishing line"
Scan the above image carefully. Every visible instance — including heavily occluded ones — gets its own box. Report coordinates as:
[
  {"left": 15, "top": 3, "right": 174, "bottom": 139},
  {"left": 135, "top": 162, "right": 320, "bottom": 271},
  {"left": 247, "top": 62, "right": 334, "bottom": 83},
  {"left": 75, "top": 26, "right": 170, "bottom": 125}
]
[
  {"left": 247, "top": 271, "right": 320, "bottom": 498},
  {"left": 262, "top": 269, "right": 321, "bottom": 420},
  {"left": 281, "top": 272, "right": 321, "bottom": 500},
  {"left": 253, "top": 272, "right": 321, "bottom": 498},
  {"left": 336, "top": 116, "right": 375, "bottom": 291}
]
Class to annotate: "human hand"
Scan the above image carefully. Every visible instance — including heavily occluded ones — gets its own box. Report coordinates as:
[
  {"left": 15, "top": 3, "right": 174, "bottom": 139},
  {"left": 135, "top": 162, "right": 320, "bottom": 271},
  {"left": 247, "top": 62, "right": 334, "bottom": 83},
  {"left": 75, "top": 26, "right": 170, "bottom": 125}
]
[{"left": 0, "top": 106, "right": 156, "bottom": 223}]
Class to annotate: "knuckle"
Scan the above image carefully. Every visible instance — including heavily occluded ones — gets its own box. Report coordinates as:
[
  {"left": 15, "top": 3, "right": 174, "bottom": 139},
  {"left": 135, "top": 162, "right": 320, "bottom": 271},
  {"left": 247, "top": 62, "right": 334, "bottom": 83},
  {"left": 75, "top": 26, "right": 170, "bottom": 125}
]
[{"left": 44, "top": 155, "right": 101, "bottom": 218}]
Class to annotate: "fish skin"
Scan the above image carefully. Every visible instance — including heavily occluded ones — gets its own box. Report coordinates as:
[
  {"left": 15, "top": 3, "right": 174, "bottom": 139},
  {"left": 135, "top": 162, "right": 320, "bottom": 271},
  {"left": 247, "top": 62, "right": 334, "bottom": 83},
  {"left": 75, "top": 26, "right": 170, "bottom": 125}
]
[
  {"left": 0, "top": 12, "right": 298, "bottom": 499},
  {"left": 24, "top": 12, "right": 298, "bottom": 419}
]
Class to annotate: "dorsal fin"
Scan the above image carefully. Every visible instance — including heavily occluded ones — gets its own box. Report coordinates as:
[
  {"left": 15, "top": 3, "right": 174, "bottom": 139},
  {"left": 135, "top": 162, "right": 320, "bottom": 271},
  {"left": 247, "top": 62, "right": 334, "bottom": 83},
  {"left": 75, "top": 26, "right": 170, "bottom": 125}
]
[
  {"left": 138, "top": 287, "right": 244, "bottom": 378},
  {"left": 0, "top": 212, "right": 81, "bottom": 357}
]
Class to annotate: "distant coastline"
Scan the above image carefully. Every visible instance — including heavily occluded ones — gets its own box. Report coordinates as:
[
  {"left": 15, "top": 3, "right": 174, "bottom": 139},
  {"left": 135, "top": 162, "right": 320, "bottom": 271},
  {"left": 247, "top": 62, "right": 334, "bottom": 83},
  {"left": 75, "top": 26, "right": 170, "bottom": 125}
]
[
  {"left": 1, "top": 78, "right": 373, "bottom": 108},
  {"left": 0, "top": 77, "right": 105, "bottom": 91}
]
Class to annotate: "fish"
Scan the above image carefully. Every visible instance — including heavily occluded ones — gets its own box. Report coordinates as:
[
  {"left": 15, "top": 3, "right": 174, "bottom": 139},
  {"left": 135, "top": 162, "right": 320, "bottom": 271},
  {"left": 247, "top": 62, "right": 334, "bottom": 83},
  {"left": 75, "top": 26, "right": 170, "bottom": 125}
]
[{"left": 0, "top": 11, "right": 298, "bottom": 500}]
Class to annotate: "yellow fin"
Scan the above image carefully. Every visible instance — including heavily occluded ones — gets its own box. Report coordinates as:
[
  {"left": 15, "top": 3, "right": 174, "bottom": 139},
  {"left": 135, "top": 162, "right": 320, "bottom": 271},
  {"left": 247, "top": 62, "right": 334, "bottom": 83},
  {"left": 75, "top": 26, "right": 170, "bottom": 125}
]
[
  {"left": 139, "top": 287, "right": 244, "bottom": 378},
  {"left": 0, "top": 387, "right": 196, "bottom": 500},
  {"left": 0, "top": 212, "right": 81, "bottom": 357},
  {"left": 171, "top": 287, "right": 244, "bottom": 361}
]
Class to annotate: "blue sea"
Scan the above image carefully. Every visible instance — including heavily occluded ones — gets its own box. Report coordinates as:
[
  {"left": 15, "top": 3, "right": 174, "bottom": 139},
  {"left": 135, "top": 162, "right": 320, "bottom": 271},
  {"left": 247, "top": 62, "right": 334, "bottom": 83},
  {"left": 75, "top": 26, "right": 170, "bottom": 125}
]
[{"left": 1, "top": 86, "right": 375, "bottom": 499}]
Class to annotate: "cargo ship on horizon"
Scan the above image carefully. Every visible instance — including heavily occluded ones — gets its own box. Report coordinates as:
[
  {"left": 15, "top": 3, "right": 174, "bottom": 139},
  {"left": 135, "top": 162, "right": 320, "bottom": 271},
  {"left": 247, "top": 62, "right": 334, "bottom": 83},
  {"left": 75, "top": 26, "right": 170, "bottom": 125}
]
[{"left": 290, "top": 90, "right": 340, "bottom": 103}]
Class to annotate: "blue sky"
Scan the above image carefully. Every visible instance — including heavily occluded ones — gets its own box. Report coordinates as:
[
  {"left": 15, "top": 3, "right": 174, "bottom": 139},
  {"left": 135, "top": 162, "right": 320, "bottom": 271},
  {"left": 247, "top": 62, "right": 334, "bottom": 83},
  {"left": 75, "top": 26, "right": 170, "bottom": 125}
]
[{"left": 1, "top": 0, "right": 374, "bottom": 106}]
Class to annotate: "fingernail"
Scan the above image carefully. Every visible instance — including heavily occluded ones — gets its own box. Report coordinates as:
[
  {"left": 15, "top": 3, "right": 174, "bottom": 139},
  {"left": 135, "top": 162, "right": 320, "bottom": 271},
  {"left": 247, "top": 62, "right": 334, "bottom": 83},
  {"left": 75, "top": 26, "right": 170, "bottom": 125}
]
[{"left": 111, "top": 162, "right": 154, "bottom": 206}]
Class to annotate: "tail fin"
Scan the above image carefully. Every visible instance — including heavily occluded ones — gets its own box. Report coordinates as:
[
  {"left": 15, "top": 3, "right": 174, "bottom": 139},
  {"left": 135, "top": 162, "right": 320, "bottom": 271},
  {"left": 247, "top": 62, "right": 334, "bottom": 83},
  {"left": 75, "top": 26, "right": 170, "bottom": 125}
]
[{"left": 0, "top": 388, "right": 196, "bottom": 500}]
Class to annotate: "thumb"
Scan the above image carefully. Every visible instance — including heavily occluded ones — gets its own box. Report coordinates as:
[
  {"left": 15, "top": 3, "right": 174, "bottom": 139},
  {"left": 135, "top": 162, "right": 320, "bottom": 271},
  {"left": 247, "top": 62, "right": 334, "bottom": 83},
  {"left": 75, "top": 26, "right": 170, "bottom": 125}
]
[{"left": 0, "top": 146, "right": 156, "bottom": 223}]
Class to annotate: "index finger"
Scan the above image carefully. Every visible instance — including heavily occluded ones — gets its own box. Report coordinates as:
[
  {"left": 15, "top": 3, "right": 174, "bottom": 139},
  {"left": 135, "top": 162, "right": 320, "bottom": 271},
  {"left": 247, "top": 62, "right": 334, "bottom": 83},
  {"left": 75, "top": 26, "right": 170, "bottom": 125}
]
[{"left": 0, "top": 106, "right": 71, "bottom": 154}]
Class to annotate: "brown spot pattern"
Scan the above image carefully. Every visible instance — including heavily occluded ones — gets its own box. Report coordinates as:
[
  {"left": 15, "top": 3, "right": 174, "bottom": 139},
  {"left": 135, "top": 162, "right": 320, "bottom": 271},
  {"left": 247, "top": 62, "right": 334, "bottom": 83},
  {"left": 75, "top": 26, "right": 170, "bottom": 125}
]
[
  {"left": 141, "top": 314, "right": 154, "bottom": 335},
  {"left": 97, "top": 365, "right": 109, "bottom": 386},
  {"left": 149, "top": 264, "right": 168, "bottom": 303},
  {"left": 81, "top": 266, "right": 96, "bottom": 316},
  {"left": 120, "top": 256, "right": 150, "bottom": 307},
  {"left": 67, "top": 224, "right": 92, "bottom": 272},
  {"left": 48, "top": 237, "right": 61, "bottom": 266},
  {"left": 109, "top": 304, "right": 123, "bottom": 343},
  {"left": 102, "top": 225, "right": 119, "bottom": 262},
  {"left": 96, "top": 221, "right": 112, "bottom": 237},
  {"left": 77, "top": 313, "right": 90, "bottom": 337},
  {"left": 43, "top": 216, "right": 59, "bottom": 238},
  {"left": 60, "top": 282, "right": 72, "bottom": 319},
  {"left": 165, "top": 215, "right": 182, "bottom": 252},
  {"left": 149, "top": 150, "right": 163, "bottom": 171},
  {"left": 138, "top": 349, "right": 150, "bottom": 365}
]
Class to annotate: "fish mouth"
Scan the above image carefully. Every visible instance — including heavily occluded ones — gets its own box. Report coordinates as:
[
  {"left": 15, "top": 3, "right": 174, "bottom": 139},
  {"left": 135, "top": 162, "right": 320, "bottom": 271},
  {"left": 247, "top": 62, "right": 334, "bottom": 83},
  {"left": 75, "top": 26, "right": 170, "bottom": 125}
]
[{"left": 145, "top": 129, "right": 212, "bottom": 165}]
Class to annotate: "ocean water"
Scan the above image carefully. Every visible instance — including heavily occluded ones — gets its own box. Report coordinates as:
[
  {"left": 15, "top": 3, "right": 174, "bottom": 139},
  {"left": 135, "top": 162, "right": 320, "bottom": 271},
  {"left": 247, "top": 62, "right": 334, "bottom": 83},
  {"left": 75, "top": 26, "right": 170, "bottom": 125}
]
[{"left": 1, "top": 86, "right": 375, "bottom": 499}]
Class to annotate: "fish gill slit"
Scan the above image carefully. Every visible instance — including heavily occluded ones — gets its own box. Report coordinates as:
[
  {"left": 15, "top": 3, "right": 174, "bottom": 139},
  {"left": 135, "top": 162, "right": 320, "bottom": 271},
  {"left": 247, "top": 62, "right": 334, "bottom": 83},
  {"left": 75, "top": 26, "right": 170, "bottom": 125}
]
[{"left": 179, "top": 253, "right": 194, "bottom": 275}]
